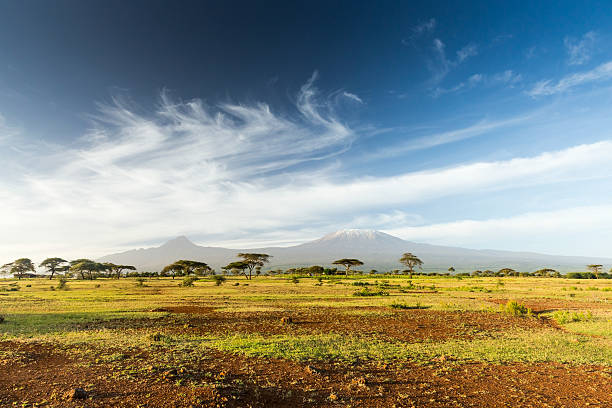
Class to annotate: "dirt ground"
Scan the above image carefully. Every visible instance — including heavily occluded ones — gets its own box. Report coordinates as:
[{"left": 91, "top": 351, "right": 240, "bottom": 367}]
[{"left": 1, "top": 305, "right": 611, "bottom": 407}]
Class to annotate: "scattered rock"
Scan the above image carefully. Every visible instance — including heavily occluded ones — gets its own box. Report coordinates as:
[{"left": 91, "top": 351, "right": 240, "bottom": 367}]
[
  {"left": 280, "top": 316, "right": 293, "bottom": 324},
  {"left": 64, "top": 388, "right": 87, "bottom": 400}
]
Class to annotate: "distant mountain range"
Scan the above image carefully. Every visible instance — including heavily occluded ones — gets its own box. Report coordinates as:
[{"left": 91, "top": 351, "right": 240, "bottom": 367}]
[{"left": 97, "top": 229, "right": 611, "bottom": 273}]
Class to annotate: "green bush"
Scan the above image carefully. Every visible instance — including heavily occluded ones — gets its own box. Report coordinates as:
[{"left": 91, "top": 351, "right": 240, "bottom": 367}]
[
  {"left": 212, "top": 275, "right": 226, "bottom": 286},
  {"left": 502, "top": 300, "right": 533, "bottom": 317},
  {"left": 181, "top": 276, "right": 197, "bottom": 287},
  {"left": 552, "top": 310, "right": 593, "bottom": 324},
  {"left": 56, "top": 277, "right": 68, "bottom": 290},
  {"left": 352, "top": 287, "right": 389, "bottom": 297}
]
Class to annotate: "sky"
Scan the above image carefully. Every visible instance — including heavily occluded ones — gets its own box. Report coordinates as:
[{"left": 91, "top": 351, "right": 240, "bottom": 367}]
[{"left": 2, "top": 0, "right": 612, "bottom": 261}]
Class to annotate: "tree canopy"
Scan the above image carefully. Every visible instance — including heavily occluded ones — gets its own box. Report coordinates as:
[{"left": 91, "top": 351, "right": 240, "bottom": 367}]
[
  {"left": 103, "top": 263, "right": 137, "bottom": 279},
  {"left": 332, "top": 259, "right": 364, "bottom": 275},
  {"left": 161, "top": 260, "right": 210, "bottom": 279},
  {"left": 1, "top": 258, "right": 36, "bottom": 279},
  {"left": 399, "top": 253, "right": 423, "bottom": 273},
  {"left": 69, "top": 260, "right": 109, "bottom": 280},
  {"left": 587, "top": 264, "right": 603, "bottom": 278},
  {"left": 39, "top": 258, "right": 68, "bottom": 280},
  {"left": 236, "top": 253, "right": 271, "bottom": 279}
]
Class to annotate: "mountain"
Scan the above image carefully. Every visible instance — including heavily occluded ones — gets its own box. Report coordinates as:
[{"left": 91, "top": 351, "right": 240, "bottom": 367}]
[{"left": 97, "top": 229, "right": 612, "bottom": 272}]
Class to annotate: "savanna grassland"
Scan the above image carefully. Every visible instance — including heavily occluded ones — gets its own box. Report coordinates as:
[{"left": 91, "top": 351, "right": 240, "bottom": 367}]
[{"left": 0, "top": 275, "right": 611, "bottom": 407}]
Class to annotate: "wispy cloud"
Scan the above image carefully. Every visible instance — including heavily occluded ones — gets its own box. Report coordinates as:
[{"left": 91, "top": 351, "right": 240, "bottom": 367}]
[
  {"left": 456, "top": 43, "right": 478, "bottom": 63},
  {"left": 426, "top": 39, "right": 479, "bottom": 85},
  {"left": 432, "top": 70, "right": 521, "bottom": 97},
  {"left": 342, "top": 92, "right": 363, "bottom": 103},
  {"left": 528, "top": 60, "right": 612, "bottom": 97},
  {"left": 413, "top": 18, "right": 436, "bottom": 35},
  {"left": 564, "top": 31, "right": 597, "bottom": 65}
]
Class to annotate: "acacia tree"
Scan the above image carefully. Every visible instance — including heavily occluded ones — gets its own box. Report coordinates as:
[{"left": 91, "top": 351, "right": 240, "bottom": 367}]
[
  {"left": 1, "top": 258, "right": 36, "bottom": 279},
  {"left": 448, "top": 266, "right": 455, "bottom": 273},
  {"left": 162, "top": 260, "right": 210, "bottom": 279},
  {"left": 222, "top": 261, "right": 250, "bottom": 278},
  {"left": 39, "top": 258, "right": 68, "bottom": 280},
  {"left": 535, "top": 268, "right": 557, "bottom": 277},
  {"left": 498, "top": 268, "right": 516, "bottom": 276},
  {"left": 103, "top": 263, "right": 136, "bottom": 279},
  {"left": 587, "top": 264, "right": 603, "bottom": 278},
  {"left": 332, "top": 259, "right": 364, "bottom": 275},
  {"left": 70, "top": 260, "right": 108, "bottom": 280},
  {"left": 236, "top": 253, "right": 271, "bottom": 279},
  {"left": 399, "top": 253, "right": 423, "bottom": 274}
]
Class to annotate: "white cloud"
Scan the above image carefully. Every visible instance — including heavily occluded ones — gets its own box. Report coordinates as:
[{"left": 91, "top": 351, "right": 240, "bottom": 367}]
[
  {"left": 2, "top": 73, "right": 612, "bottom": 262},
  {"left": 427, "top": 39, "right": 478, "bottom": 85},
  {"left": 528, "top": 60, "right": 612, "bottom": 97},
  {"left": 432, "top": 69, "right": 521, "bottom": 97},
  {"left": 342, "top": 92, "right": 363, "bottom": 103},
  {"left": 412, "top": 18, "right": 436, "bottom": 35},
  {"left": 564, "top": 31, "right": 597, "bottom": 66},
  {"left": 385, "top": 205, "right": 612, "bottom": 257},
  {"left": 456, "top": 43, "right": 478, "bottom": 63}
]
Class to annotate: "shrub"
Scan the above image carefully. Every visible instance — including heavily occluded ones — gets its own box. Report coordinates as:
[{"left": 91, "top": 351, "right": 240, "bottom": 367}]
[
  {"left": 212, "top": 275, "right": 226, "bottom": 286},
  {"left": 552, "top": 310, "right": 593, "bottom": 324},
  {"left": 181, "top": 276, "right": 197, "bottom": 287},
  {"left": 135, "top": 278, "right": 147, "bottom": 287},
  {"left": 502, "top": 300, "right": 533, "bottom": 317},
  {"left": 390, "top": 302, "right": 429, "bottom": 310},
  {"left": 56, "top": 277, "right": 68, "bottom": 290},
  {"left": 0, "top": 315, "right": 4, "bottom": 324},
  {"left": 352, "top": 287, "right": 389, "bottom": 297},
  {"left": 291, "top": 276, "right": 299, "bottom": 285},
  {"left": 149, "top": 332, "right": 172, "bottom": 343},
  {"left": 352, "top": 281, "right": 369, "bottom": 286}
]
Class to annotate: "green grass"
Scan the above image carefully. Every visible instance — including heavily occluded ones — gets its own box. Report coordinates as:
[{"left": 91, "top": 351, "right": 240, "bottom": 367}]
[{"left": 0, "top": 275, "right": 611, "bottom": 368}]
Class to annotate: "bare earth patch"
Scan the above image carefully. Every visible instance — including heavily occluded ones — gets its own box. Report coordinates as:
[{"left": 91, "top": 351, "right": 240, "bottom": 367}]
[{"left": 1, "top": 340, "right": 610, "bottom": 407}]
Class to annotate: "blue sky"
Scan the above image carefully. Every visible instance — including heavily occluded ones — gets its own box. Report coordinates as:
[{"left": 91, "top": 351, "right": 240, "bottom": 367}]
[{"left": 2, "top": 1, "right": 612, "bottom": 260}]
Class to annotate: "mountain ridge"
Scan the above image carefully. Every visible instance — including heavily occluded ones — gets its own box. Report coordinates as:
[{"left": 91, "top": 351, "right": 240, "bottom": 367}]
[{"left": 97, "top": 230, "right": 612, "bottom": 273}]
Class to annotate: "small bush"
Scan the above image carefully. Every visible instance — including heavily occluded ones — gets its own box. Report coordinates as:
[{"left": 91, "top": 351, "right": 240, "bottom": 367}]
[
  {"left": 291, "top": 276, "right": 299, "bottom": 285},
  {"left": 390, "top": 302, "right": 430, "bottom": 310},
  {"left": 181, "top": 276, "right": 197, "bottom": 287},
  {"left": 135, "top": 277, "right": 147, "bottom": 287},
  {"left": 149, "top": 332, "right": 172, "bottom": 343},
  {"left": 502, "top": 300, "right": 533, "bottom": 317},
  {"left": 233, "top": 282, "right": 240, "bottom": 286},
  {"left": 212, "top": 275, "right": 226, "bottom": 286},
  {"left": 25, "top": 284, "right": 32, "bottom": 288},
  {"left": 0, "top": 315, "right": 4, "bottom": 324},
  {"left": 552, "top": 310, "right": 593, "bottom": 324},
  {"left": 352, "top": 281, "right": 369, "bottom": 286},
  {"left": 352, "top": 287, "right": 389, "bottom": 297},
  {"left": 56, "top": 277, "right": 68, "bottom": 290}
]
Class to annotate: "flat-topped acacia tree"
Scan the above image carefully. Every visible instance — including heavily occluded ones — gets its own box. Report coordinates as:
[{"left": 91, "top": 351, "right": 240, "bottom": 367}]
[
  {"left": 236, "top": 253, "right": 271, "bottom": 280},
  {"left": 1, "top": 258, "right": 36, "bottom": 280},
  {"left": 222, "top": 261, "right": 250, "bottom": 279},
  {"left": 162, "top": 260, "right": 210, "bottom": 279},
  {"left": 39, "top": 258, "right": 68, "bottom": 280},
  {"left": 332, "top": 259, "right": 364, "bottom": 275},
  {"left": 103, "top": 263, "right": 137, "bottom": 279},
  {"left": 69, "top": 259, "right": 109, "bottom": 280},
  {"left": 399, "top": 253, "right": 423, "bottom": 275},
  {"left": 587, "top": 264, "right": 603, "bottom": 279}
]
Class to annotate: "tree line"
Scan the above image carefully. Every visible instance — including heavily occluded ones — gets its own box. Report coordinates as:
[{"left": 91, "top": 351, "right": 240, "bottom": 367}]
[{"left": 1, "top": 253, "right": 611, "bottom": 279}]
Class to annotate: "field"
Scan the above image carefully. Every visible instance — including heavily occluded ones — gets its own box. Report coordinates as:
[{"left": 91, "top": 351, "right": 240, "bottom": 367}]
[{"left": 0, "top": 275, "right": 611, "bottom": 407}]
